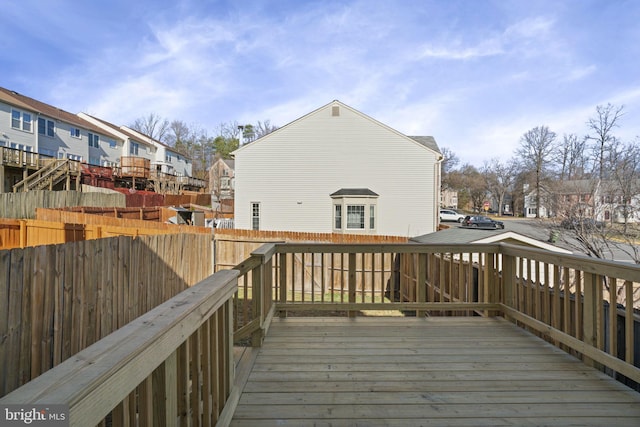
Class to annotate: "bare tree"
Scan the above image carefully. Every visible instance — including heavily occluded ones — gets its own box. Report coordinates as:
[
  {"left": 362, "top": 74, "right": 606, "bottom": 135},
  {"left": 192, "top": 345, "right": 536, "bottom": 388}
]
[
  {"left": 130, "top": 113, "right": 170, "bottom": 143},
  {"left": 586, "top": 103, "right": 624, "bottom": 180},
  {"left": 609, "top": 140, "right": 640, "bottom": 235},
  {"left": 482, "top": 158, "right": 518, "bottom": 216},
  {"left": 167, "top": 120, "right": 195, "bottom": 152},
  {"left": 255, "top": 120, "right": 279, "bottom": 139},
  {"left": 555, "top": 134, "right": 588, "bottom": 180},
  {"left": 440, "top": 147, "right": 460, "bottom": 190},
  {"left": 517, "top": 126, "right": 557, "bottom": 218},
  {"left": 453, "top": 164, "right": 485, "bottom": 212}
]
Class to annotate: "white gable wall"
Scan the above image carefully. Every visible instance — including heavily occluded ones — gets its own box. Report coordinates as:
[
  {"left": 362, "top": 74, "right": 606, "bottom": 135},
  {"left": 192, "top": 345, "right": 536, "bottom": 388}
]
[{"left": 234, "top": 102, "right": 440, "bottom": 237}]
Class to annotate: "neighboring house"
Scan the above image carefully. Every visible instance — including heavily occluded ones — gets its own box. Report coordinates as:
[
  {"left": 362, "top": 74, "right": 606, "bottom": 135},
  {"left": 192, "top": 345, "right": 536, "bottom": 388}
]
[
  {"left": 523, "top": 184, "right": 554, "bottom": 218},
  {"left": 209, "top": 157, "right": 235, "bottom": 201},
  {"left": 80, "top": 115, "right": 194, "bottom": 178},
  {"left": 0, "top": 86, "right": 197, "bottom": 191},
  {"left": 555, "top": 179, "right": 640, "bottom": 224},
  {"left": 440, "top": 189, "right": 458, "bottom": 209},
  {"left": 522, "top": 178, "right": 640, "bottom": 223},
  {"left": 79, "top": 114, "right": 154, "bottom": 165},
  {"left": 122, "top": 126, "right": 192, "bottom": 177},
  {"left": 233, "top": 100, "right": 442, "bottom": 236},
  {"left": 0, "top": 88, "right": 120, "bottom": 165}
]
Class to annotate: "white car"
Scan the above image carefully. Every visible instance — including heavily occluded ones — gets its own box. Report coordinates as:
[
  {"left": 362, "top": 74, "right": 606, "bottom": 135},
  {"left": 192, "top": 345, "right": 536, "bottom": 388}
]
[{"left": 440, "top": 209, "right": 465, "bottom": 223}]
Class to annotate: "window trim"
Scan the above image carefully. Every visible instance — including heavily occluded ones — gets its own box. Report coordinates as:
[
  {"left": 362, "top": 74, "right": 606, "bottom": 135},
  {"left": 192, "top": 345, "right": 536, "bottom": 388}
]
[
  {"left": 334, "top": 204, "right": 342, "bottom": 229},
  {"left": 251, "top": 202, "right": 260, "bottom": 230},
  {"left": 331, "top": 189, "right": 378, "bottom": 233},
  {"left": 38, "top": 117, "right": 55, "bottom": 137},
  {"left": 11, "top": 109, "right": 33, "bottom": 132},
  {"left": 346, "top": 205, "right": 365, "bottom": 229},
  {"left": 88, "top": 133, "right": 100, "bottom": 148}
]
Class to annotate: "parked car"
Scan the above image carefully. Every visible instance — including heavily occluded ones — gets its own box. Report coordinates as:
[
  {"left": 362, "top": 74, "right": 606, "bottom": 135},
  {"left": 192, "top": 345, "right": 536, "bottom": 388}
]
[
  {"left": 560, "top": 218, "right": 605, "bottom": 230},
  {"left": 440, "top": 209, "right": 465, "bottom": 223},
  {"left": 462, "top": 215, "right": 505, "bottom": 229}
]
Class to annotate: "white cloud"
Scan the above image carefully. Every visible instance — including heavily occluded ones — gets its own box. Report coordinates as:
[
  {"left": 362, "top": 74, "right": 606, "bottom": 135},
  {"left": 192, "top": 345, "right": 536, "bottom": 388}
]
[{"left": 419, "top": 39, "right": 504, "bottom": 60}]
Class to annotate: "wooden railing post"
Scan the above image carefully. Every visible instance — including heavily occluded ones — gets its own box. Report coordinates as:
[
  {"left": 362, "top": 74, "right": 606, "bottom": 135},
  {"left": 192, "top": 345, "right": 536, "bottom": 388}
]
[
  {"left": 348, "top": 253, "right": 356, "bottom": 318},
  {"left": 583, "top": 272, "right": 598, "bottom": 367},
  {"left": 483, "top": 253, "right": 497, "bottom": 317},
  {"left": 416, "top": 253, "right": 427, "bottom": 317},
  {"left": 502, "top": 252, "right": 516, "bottom": 320},
  {"left": 279, "top": 253, "right": 287, "bottom": 318},
  {"left": 251, "top": 261, "right": 264, "bottom": 347}
]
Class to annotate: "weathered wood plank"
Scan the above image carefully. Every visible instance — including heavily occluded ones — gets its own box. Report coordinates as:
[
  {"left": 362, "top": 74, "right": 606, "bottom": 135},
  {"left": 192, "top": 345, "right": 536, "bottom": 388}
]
[
  {"left": 0, "top": 249, "right": 11, "bottom": 395},
  {"left": 231, "top": 317, "right": 640, "bottom": 426},
  {"left": 238, "top": 390, "right": 640, "bottom": 405},
  {"left": 230, "top": 418, "right": 640, "bottom": 427},
  {"left": 232, "top": 402, "right": 640, "bottom": 419},
  {"left": 240, "top": 378, "right": 633, "bottom": 393}
]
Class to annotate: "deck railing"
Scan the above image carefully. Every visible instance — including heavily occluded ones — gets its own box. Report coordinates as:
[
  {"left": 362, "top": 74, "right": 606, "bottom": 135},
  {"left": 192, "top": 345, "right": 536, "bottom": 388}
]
[
  {"left": 1, "top": 242, "right": 639, "bottom": 426},
  {"left": 0, "top": 269, "right": 237, "bottom": 426},
  {"left": 233, "top": 243, "right": 640, "bottom": 383}
]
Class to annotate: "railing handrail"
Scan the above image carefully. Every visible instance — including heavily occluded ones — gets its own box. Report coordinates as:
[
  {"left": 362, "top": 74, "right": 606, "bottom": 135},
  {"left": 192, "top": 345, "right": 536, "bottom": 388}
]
[
  {"left": 499, "top": 242, "right": 640, "bottom": 281},
  {"left": 273, "top": 242, "right": 502, "bottom": 254},
  {"left": 0, "top": 269, "right": 238, "bottom": 426}
]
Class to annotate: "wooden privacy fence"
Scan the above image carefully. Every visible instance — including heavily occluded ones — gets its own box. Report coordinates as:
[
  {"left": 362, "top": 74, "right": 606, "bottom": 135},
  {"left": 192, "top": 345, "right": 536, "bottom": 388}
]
[
  {"left": 214, "top": 228, "right": 408, "bottom": 272},
  {"left": 0, "top": 216, "right": 211, "bottom": 250},
  {"left": 53, "top": 206, "right": 165, "bottom": 221},
  {"left": 37, "top": 208, "right": 211, "bottom": 235},
  {"left": 0, "top": 190, "right": 126, "bottom": 219},
  {"left": 0, "top": 233, "right": 213, "bottom": 398}
]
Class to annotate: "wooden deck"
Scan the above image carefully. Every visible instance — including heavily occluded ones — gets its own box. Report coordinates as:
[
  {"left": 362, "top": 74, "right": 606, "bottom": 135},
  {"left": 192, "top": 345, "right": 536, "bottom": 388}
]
[{"left": 230, "top": 317, "right": 640, "bottom": 426}]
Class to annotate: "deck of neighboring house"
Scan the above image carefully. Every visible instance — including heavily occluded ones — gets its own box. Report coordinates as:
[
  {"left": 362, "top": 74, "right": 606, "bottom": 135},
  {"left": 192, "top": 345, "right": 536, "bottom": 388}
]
[{"left": 230, "top": 317, "right": 640, "bottom": 426}]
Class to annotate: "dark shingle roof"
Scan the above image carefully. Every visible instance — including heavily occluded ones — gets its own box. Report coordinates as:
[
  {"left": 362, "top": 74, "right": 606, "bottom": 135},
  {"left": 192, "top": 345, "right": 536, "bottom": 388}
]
[
  {"left": 408, "top": 136, "right": 440, "bottom": 154},
  {"left": 0, "top": 87, "right": 110, "bottom": 136},
  {"left": 410, "top": 227, "right": 506, "bottom": 245},
  {"left": 330, "top": 188, "right": 379, "bottom": 197}
]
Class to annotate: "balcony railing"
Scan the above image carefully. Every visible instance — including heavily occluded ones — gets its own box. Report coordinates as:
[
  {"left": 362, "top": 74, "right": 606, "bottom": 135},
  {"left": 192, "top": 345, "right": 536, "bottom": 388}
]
[{"left": 1, "top": 242, "right": 639, "bottom": 426}]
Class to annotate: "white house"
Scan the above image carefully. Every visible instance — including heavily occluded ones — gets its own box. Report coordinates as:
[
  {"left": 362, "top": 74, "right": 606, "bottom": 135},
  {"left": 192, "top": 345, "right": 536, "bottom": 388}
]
[
  {"left": 233, "top": 100, "right": 443, "bottom": 237},
  {"left": 209, "top": 157, "right": 235, "bottom": 201},
  {"left": 121, "top": 126, "right": 192, "bottom": 177}
]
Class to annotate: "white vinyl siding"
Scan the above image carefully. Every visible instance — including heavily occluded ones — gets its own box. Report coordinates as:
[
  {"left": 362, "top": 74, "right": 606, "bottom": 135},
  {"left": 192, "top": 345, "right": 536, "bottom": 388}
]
[{"left": 233, "top": 101, "right": 440, "bottom": 236}]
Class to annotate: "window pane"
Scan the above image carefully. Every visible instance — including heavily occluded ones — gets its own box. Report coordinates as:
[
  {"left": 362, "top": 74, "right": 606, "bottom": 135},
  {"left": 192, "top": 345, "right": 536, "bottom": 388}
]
[
  {"left": 23, "top": 113, "right": 31, "bottom": 131},
  {"left": 47, "top": 120, "right": 55, "bottom": 137},
  {"left": 334, "top": 205, "right": 342, "bottom": 229},
  {"left": 251, "top": 202, "right": 260, "bottom": 230},
  {"left": 347, "top": 205, "right": 364, "bottom": 229},
  {"left": 11, "top": 111, "right": 20, "bottom": 128},
  {"left": 38, "top": 118, "right": 45, "bottom": 134},
  {"left": 369, "top": 205, "right": 375, "bottom": 229}
]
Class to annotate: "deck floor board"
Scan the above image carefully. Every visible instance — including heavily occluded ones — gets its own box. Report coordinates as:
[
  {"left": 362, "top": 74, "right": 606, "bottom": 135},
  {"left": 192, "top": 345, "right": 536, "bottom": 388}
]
[{"left": 230, "top": 317, "right": 640, "bottom": 426}]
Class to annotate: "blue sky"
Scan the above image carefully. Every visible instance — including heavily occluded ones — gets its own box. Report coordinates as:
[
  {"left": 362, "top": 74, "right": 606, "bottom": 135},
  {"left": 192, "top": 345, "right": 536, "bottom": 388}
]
[{"left": 2, "top": 0, "right": 639, "bottom": 165}]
